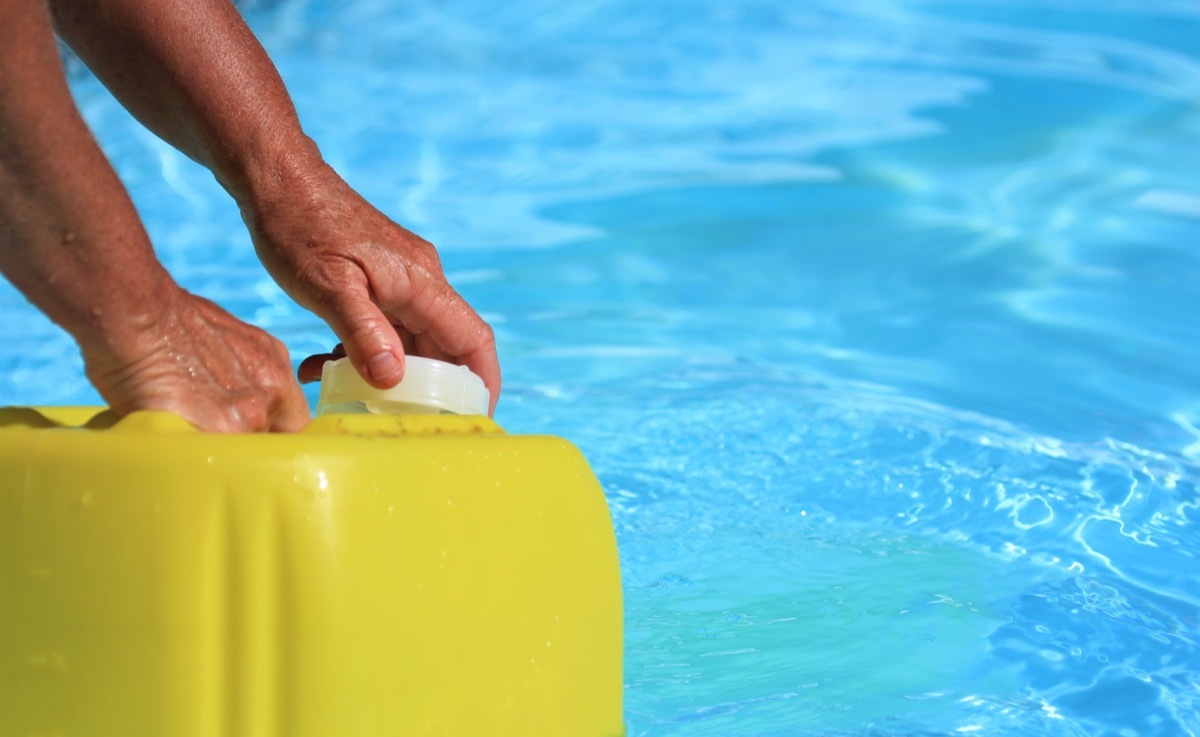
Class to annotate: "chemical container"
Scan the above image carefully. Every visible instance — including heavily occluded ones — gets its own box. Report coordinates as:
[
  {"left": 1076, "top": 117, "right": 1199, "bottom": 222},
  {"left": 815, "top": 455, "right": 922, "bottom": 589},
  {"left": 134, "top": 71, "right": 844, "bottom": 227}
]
[{"left": 0, "top": 404, "right": 624, "bottom": 736}]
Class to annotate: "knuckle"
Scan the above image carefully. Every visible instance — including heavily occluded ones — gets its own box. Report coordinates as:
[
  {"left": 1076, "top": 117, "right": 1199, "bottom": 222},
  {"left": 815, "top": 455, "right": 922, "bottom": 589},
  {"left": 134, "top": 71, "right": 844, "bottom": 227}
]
[
  {"left": 296, "top": 253, "right": 365, "bottom": 302},
  {"left": 405, "top": 233, "right": 442, "bottom": 271},
  {"left": 478, "top": 319, "right": 497, "bottom": 345},
  {"left": 267, "top": 335, "right": 294, "bottom": 365},
  {"left": 230, "top": 394, "right": 269, "bottom": 432},
  {"left": 255, "top": 360, "right": 293, "bottom": 396}
]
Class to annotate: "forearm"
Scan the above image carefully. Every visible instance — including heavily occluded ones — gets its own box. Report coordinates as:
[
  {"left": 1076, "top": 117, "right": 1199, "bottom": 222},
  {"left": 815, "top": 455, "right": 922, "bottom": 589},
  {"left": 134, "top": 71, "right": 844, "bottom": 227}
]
[
  {"left": 0, "top": 0, "right": 177, "bottom": 362},
  {"left": 48, "top": 0, "right": 320, "bottom": 203},
  {"left": 38, "top": 0, "right": 501, "bottom": 409}
]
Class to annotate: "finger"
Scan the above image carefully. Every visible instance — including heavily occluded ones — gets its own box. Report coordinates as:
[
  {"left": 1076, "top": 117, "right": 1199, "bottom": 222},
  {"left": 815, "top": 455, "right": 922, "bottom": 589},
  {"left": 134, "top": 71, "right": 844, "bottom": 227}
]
[
  {"left": 297, "top": 351, "right": 340, "bottom": 383},
  {"left": 389, "top": 280, "right": 501, "bottom": 412},
  {"left": 321, "top": 285, "right": 407, "bottom": 389},
  {"left": 434, "top": 324, "right": 499, "bottom": 417},
  {"left": 464, "top": 341, "right": 501, "bottom": 417},
  {"left": 270, "top": 378, "right": 312, "bottom": 432},
  {"left": 413, "top": 332, "right": 452, "bottom": 363},
  {"left": 394, "top": 326, "right": 418, "bottom": 356},
  {"left": 259, "top": 337, "right": 311, "bottom": 432}
]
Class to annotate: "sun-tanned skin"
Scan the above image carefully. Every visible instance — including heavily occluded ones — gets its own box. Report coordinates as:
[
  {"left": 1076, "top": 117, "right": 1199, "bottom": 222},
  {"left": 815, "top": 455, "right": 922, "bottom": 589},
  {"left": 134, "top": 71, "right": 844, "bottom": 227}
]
[{"left": 0, "top": 0, "right": 500, "bottom": 431}]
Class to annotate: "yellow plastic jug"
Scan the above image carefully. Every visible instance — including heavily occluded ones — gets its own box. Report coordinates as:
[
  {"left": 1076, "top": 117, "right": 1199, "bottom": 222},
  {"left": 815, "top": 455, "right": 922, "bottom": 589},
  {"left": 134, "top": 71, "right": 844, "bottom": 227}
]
[{"left": 0, "top": 406, "right": 624, "bottom": 737}]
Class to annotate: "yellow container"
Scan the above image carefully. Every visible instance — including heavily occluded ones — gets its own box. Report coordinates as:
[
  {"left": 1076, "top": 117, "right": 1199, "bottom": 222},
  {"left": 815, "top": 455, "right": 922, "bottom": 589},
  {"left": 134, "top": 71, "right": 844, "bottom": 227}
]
[{"left": 0, "top": 407, "right": 624, "bottom": 737}]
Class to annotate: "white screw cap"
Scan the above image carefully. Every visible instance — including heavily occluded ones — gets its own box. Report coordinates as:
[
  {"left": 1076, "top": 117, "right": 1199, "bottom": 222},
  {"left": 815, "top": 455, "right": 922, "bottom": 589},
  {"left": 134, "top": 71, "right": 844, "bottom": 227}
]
[{"left": 316, "top": 356, "right": 490, "bottom": 416}]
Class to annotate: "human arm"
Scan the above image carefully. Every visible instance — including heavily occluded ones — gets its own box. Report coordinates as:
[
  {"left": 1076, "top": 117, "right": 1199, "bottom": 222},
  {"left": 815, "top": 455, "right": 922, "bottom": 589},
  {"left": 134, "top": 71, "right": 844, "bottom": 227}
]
[
  {"left": 0, "top": 0, "right": 309, "bottom": 431},
  {"left": 49, "top": 0, "right": 502, "bottom": 415}
]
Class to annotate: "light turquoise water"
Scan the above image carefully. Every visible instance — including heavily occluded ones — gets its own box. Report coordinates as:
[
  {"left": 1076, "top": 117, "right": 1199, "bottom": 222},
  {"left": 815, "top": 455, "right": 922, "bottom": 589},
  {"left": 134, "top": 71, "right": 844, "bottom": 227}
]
[{"left": 3, "top": 1, "right": 1199, "bottom": 734}]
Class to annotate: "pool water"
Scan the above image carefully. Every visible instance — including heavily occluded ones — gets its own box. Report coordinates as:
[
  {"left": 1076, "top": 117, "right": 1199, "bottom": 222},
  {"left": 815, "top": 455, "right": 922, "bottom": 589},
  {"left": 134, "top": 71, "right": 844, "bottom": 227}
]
[{"left": 3, "top": 0, "right": 1199, "bottom": 734}]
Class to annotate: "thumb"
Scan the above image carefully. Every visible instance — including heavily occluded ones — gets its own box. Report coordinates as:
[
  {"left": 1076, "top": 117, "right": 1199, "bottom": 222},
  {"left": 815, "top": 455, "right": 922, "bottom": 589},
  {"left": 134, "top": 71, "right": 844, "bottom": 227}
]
[{"left": 322, "top": 287, "right": 406, "bottom": 388}]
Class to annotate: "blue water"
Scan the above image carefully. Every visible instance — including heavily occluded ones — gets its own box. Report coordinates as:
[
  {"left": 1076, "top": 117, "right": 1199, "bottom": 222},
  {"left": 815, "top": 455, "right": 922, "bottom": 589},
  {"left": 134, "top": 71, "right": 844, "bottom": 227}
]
[{"left": 3, "top": 0, "right": 1199, "bottom": 734}]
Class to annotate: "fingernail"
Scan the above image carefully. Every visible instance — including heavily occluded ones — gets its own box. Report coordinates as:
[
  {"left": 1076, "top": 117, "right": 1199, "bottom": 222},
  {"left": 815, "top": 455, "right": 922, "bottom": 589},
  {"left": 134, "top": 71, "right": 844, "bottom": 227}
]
[{"left": 367, "top": 351, "right": 402, "bottom": 383}]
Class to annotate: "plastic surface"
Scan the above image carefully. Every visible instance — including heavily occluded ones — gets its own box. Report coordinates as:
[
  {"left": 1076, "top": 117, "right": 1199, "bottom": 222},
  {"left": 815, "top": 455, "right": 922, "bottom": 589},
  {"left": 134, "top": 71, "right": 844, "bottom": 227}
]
[
  {"left": 316, "top": 356, "right": 490, "bottom": 416},
  {"left": 0, "top": 407, "right": 624, "bottom": 737}
]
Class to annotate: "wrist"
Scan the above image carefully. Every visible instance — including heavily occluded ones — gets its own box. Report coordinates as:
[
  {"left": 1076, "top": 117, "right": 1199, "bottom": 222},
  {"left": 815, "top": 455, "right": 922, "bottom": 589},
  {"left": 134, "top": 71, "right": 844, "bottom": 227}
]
[
  {"left": 214, "top": 131, "right": 327, "bottom": 210},
  {"left": 65, "top": 257, "right": 185, "bottom": 376},
  {"left": 0, "top": 203, "right": 183, "bottom": 372}
]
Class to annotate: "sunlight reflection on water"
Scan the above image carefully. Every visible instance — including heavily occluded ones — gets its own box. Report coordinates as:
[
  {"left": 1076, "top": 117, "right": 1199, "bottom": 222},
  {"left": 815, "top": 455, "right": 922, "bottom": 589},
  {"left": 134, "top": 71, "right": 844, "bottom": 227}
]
[{"left": 2, "top": 0, "right": 1198, "bottom": 734}]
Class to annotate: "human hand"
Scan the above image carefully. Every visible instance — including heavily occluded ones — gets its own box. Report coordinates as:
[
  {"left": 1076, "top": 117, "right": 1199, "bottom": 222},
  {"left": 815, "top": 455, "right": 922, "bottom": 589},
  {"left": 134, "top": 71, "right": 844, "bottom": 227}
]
[
  {"left": 83, "top": 287, "right": 311, "bottom": 432},
  {"left": 239, "top": 162, "right": 501, "bottom": 416}
]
